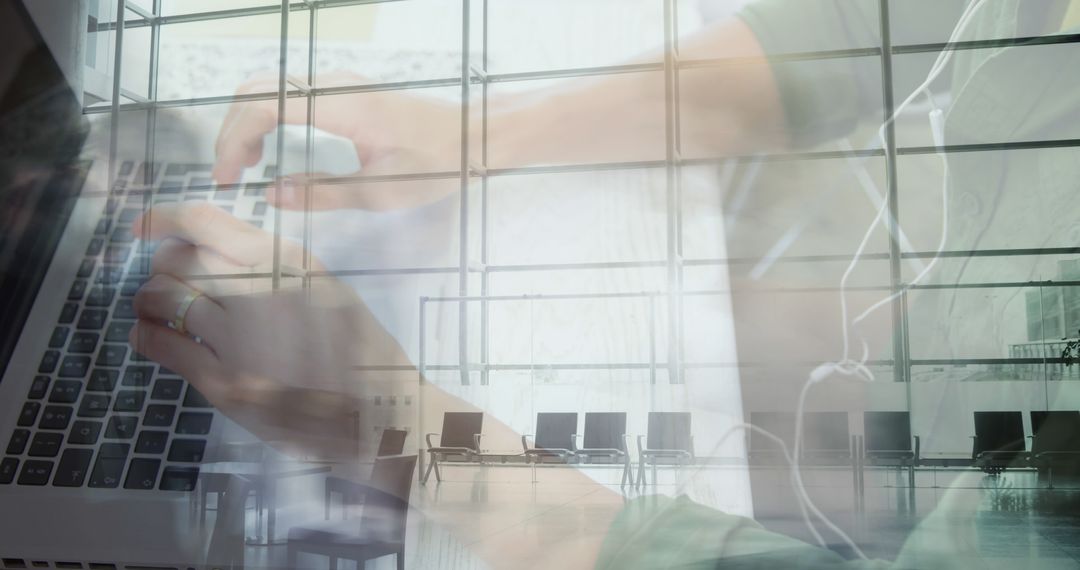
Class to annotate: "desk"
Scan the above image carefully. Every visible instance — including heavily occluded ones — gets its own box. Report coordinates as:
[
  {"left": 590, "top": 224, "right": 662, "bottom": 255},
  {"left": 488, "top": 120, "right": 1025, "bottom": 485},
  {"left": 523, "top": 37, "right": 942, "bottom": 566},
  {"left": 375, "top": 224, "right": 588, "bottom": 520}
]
[{"left": 196, "top": 461, "right": 333, "bottom": 546}]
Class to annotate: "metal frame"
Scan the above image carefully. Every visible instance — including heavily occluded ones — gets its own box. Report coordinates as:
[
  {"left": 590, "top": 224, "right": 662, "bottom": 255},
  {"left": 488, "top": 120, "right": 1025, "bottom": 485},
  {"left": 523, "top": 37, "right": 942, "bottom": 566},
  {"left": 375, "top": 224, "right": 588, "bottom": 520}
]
[{"left": 91, "top": 1, "right": 1079, "bottom": 473}]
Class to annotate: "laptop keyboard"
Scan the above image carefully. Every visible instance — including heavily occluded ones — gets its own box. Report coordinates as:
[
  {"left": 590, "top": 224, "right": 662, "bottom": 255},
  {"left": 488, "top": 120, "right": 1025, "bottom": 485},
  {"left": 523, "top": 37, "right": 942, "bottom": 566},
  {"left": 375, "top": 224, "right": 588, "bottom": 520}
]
[{"left": 1, "top": 160, "right": 272, "bottom": 491}]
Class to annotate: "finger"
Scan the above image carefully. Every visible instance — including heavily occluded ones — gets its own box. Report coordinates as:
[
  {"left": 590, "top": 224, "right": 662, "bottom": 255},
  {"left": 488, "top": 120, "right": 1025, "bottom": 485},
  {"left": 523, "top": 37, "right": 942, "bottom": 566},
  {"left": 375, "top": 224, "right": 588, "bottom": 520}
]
[
  {"left": 150, "top": 238, "right": 261, "bottom": 297},
  {"left": 132, "top": 273, "right": 227, "bottom": 349},
  {"left": 128, "top": 321, "right": 232, "bottom": 404},
  {"left": 213, "top": 102, "right": 276, "bottom": 185},
  {"left": 133, "top": 202, "right": 272, "bottom": 266},
  {"left": 267, "top": 174, "right": 458, "bottom": 212}
]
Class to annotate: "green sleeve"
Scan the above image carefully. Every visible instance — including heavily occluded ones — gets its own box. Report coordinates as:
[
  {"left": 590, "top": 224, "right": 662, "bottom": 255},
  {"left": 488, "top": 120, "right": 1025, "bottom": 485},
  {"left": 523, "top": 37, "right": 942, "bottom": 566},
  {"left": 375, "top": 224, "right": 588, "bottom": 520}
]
[
  {"left": 595, "top": 495, "right": 891, "bottom": 569},
  {"left": 736, "top": 0, "right": 968, "bottom": 148}
]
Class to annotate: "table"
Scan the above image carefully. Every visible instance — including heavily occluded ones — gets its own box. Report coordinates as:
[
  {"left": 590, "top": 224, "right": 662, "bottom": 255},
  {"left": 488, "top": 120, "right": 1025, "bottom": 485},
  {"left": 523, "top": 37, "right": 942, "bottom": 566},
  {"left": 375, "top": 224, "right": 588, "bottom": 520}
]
[{"left": 195, "top": 460, "right": 333, "bottom": 546}]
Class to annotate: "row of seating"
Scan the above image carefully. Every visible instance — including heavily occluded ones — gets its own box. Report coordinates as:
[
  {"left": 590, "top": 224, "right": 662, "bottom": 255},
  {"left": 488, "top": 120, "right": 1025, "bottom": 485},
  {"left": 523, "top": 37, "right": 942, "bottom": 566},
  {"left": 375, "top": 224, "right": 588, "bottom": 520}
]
[{"left": 423, "top": 410, "right": 1080, "bottom": 486}]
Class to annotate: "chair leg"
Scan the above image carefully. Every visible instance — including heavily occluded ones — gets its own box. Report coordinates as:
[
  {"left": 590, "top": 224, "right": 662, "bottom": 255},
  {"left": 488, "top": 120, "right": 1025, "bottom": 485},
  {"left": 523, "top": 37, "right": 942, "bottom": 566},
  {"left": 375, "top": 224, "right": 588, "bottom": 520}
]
[
  {"left": 328, "top": 556, "right": 338, "bottom": 570},
  {"left": 652, "top": 462, "right": 658, "bottom": 487},
  {"left": 422, "top": 455, "right": 436, "bottom": 484},
  {"left": 397, "top": 548, "right": 406, "bottom": 570}
]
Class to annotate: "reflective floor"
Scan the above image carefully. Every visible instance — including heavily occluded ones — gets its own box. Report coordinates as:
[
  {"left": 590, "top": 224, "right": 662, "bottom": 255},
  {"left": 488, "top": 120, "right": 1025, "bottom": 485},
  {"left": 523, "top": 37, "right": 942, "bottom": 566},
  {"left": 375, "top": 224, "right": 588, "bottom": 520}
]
[{"left": 233, "top": 464, "right": 1080, "bottom": 569}]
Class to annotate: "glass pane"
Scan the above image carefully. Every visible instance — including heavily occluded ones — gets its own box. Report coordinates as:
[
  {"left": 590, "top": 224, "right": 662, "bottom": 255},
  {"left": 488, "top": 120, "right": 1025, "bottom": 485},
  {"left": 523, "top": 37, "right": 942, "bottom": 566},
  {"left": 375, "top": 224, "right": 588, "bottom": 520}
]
[
  {"left": 485, "top": 169, "right": 667, "bottom": 266},
  {"left": 898, "top": 148, "right": 1080, "bottom": 253},
  {"left": 487, "top": 0, "right": 664, "bottom": 75},
  {"left": 157, "top": 11, "right": 310, "bottom": 101}
]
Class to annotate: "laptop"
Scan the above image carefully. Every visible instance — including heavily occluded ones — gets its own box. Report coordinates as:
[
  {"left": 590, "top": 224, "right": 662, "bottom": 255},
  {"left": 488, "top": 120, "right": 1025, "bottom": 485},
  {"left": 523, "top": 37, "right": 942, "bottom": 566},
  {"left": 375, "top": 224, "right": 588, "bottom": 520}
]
[{"left": 0, "top": 2, "right": 278, "bottom": 567}]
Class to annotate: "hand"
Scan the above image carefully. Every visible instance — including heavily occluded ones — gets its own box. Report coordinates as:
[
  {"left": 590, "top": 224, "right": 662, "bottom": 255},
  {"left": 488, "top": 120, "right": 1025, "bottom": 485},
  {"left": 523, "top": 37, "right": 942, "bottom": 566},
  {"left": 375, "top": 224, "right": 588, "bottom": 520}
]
[
  {"left": 213, "top": 73, "right": 461, "bottom": 211},
  {"left": 128, "top": 202, "right": 414, "bottom": 459}
]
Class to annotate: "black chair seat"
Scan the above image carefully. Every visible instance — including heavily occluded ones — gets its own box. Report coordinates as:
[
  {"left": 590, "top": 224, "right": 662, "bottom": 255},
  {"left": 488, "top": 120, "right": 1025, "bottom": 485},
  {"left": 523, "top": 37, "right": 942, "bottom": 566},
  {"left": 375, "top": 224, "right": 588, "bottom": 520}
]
[{"left": 289, "top": 517, "right": 398, "bottom": 546}]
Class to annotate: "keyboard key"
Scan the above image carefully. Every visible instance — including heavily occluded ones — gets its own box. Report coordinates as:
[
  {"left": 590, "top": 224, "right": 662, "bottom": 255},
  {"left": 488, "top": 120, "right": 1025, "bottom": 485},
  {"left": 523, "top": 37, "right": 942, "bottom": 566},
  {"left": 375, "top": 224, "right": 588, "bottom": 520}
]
[
  {"left": 17, "top": 459, "right": 53, "bottom": 485},
  {"left": 68, "top": 279, "right": 87, "bottom": 301},
  {"left": 113, "top": 390, "right": 146, "bottom": 412},
  {"left": 159, "top": 466, "right": 199, "bottom": 491},
  {"left": 114, "top": 298, "right": 136, "bottom": 319},
  {"left": 129, "top": 350, "right": 152, "bottom": 363},
  {"left": 120, "top": 277, "right": 146, "bottom": 297},
  {"left": 130, "top": 255, "right": 152, "bottom": 275},
  {"left": 59, "top": 356, "right": 91, "bottom": 378},
  {"left": 122, "top": 365, "right": 155, "bottom": 387},
  {"left": 68, "top": 332, "right": 99, "bottom": 354},
  {"left": 105, "top": 416, "right": 138, "bottom": 439},
  {"left": 245, "top": 184, "right": 266, "bottom": 197},
  {"left": 143, "top": 405, "right": 176, "bottom": 427},
  {"left": 105, "top": 321, "right": 134, "bottom": 342},
  {"left": 88, "top": 448, "right": 127, "bottom": 488},
  {"left": 96, "top": 265, "right": 125, "bottom": 284},
  {"left": 135, "top": 430, "right": 169, "bottom": 454},
  {"left": 119, "top": 208, "right": 141, "bottom": 223},
  {"left": 48, "top": 326, "right": 70, "bottom": 348},
  {"left": 17, "top": 402, "right": 41, "bottom": 426},
  {"left": 27, "top": 376, "right": 50, "bottom": 399},
  {"left": 96, "top": 344, "right": 128, "bottom": 367},
  {"left": 52, "top": 448, "right": 94, "bottom": 487},
  {"left": 6, "top": 429, "right": 30, "bottom": 455},
  {"left": 151, "top": 378, "right": 183, "bottom": 400},
  {"left": 183, "top": 386, "right": 212, "bottom": 408},
  {"left": 27, "top": 432, "right": 63, "bottom": 457},
  {"left": 124, "top": 458, "right": 161, "bottom": 490},
  {"left": 77, "top": 309, "right": 108, "bottom": 330},
  {"left": 86, "top": 287, "right": 117, "bottom": 308},
  {"left": 78, "top": 394, "right": 111, "bottom": 417},
  {"left": 253, "top": 201, "right": 268, "bottom": 216},
  {"left": 110, "top": 226, "right": 135, "bottom": 243},
  {"left": 86, "top": 237, "right": 104, "bottom": 256},
  {"left": 104, "top": 245, "right": 130, "bottom": 264},
  {"left": 39, "top": 350, "right": 60, "bottom": 373},
  {"left": 95, "top": 217, "right": 112, "bottom": 235},
  {"left": 49, "top": 380, "right": 82, "bottom": 403},
  {"left": 69, "top": 420, "right": 102, "bottom": 445},
  {"left": 38, "top": 405, "right": 74, "bottom": 430},
  {"left": 167, "top": 439, "right": 206, "bottom": 463},
  {"left": 58, "top": 302, "right": 78, "bottom": 324},
  {"left": 77, "top": 258, "right": 96, "bottom": 278},
  {"left": 0, "top": 457, "right": 18, "bottom": 484},
  {"left": 175, "top": 412, "right": 213, "bottom": 435},
  {"left": 87, "top": 368, "right": 119, "bottom": 392}
]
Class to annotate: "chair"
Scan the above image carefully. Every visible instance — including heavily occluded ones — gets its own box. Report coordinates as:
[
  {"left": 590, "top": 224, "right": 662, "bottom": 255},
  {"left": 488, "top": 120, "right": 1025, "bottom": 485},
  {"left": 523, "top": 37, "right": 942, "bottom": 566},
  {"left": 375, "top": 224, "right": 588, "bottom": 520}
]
[
  {"left": 287, "top": 455, "right": 418, "bottom": 570},
  {"left": 1029, "top": 410, "right": 1080, "bottom": 488},
  {"left": 575, "top": 412, "right": 634, "bottom": 486},
  {"left": 637, "top": 412, "right": 694, "bottom": 486},
  {"left": 972, "top": 411, "right": 1028, "bottom": 474},
  {"left": 863, "top": 411, "right": 920, "bottom": 488},
  {"left": 801, "top": 412, "right": 851, "bottom": 465},
  {"left": 198, "top": 442, "right": 266, "bottom": 529},
  {"left": 204, "top": 475, "right": 255, "bottom": 570},
  {"left": 748, "top": 412, "right": 796, "bottom": 465},
  {"left": 522, "top": 413, "right": 578, "bottom": 481},
  {"left": 422, "top": 412, "right": 483, "bottom": 484},
  {"left": 326, "top": 428, "right": 408, "bottom": 520}
]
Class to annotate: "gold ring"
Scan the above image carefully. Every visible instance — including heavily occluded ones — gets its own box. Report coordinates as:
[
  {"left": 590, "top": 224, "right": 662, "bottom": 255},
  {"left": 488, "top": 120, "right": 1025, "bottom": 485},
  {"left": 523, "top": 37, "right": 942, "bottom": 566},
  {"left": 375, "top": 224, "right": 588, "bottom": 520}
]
[{"left": 170, "top": 290, "right": 204, "bottom": 336}]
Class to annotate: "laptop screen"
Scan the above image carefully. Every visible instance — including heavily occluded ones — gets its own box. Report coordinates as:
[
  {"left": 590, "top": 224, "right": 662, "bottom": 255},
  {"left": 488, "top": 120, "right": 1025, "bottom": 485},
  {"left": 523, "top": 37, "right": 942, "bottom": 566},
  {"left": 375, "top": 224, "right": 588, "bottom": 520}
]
[{"left": 0, "top": 0, "right": 88, "bottom": 378}]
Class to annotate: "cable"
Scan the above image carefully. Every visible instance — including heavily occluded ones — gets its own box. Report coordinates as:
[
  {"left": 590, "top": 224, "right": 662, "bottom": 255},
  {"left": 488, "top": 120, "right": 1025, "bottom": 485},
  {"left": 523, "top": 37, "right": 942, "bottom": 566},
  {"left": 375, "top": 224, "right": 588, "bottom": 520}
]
[
  {"left": 679, "top": 0, "right": 993, "bottom": 558},
  {"left": 783, "top": 0, "right": 990, "bottom": 558}
]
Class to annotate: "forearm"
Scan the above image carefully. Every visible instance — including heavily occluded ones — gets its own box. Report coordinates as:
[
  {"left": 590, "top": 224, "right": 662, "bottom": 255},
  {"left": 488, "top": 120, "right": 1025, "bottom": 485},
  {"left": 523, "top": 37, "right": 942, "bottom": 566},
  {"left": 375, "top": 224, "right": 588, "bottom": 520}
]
[{"left": 483, "top": 17, "right": 786, "bottom": 168}]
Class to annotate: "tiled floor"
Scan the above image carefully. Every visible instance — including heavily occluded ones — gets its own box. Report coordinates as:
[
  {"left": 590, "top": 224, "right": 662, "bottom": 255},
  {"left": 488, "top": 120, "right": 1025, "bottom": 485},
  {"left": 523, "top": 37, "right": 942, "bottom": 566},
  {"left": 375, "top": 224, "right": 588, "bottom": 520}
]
[{"left": 241, "top": 464, "right": 1080, "bottom": 569}]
